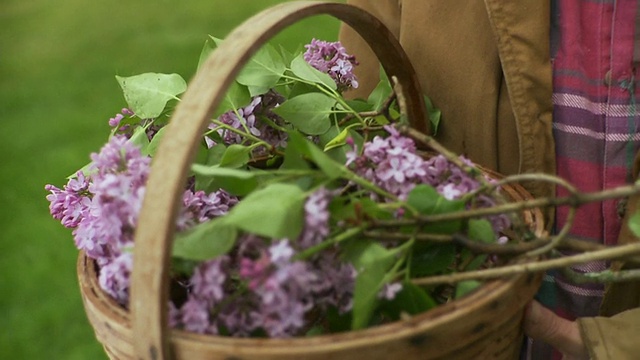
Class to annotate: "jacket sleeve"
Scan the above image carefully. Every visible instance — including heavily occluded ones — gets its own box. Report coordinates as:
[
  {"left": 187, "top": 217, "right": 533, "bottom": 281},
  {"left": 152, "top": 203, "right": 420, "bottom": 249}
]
[{"left": 579, "top": 309, "right": 640, "bottom": 359}]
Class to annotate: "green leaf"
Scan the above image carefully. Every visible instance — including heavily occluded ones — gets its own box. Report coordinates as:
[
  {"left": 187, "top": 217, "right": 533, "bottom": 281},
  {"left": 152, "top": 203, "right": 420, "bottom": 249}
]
[
  {"left": 367, "top": 66, "right": 392, "bottom": 111},
  {"left": 278, "top": 44, "right": 297, "bottom": 67},
  {"left": 237, "top": 43, "right": 286, "bottom": 96},
  {"left": 323, "top": 124, "right": 359, "bottom": 152},
  {"left": 191, "top": 164, "right": 258, "bottom": 195},
  {"left": 455, "top": 280, "right": 481, "bottom": 298},
  {"left": 197, "top": 36, "right": 216, "bottom": 71},
  {"left": 629, "top": 210, "right": 640, "bottom": 237},
  {"left": 324, "top": 306, "right": 352, "bottom": 333},
  {"left": 173, "top": 219, "right": 237, "bottom": 261},
  {"left": 381, "top": 281, "right": 437, "bottom": 319},
  {"left": 424, "top": 95, "right": 442, "bottom": 136},
  {"left": 406, "top": 184, "right": 465, "bottom": 234},
  {"left": 343, "top": 240, "right": 402, "bottom": 330},
  {"left": 194, "top": 144, "right": 226, "bottom": 191},
  {"left": 467, "top": 219, "right": 496, "bottom": 243},
  {"left": 288, "top": 131, "right": 345, "bottom": 179},
  {"left": 219, "top": 144, "right": 251, "bottom": 168},
  {"left": 459, "top": 219, "right": 495, "bottom": 271},
  {"left": 213, "top": 81, "right": 251, "bottom": 117},
  {"left": 273, "top": 93, "right": 335, "bottom": 135},
  {"left": 129, "top": 126, "right": 151, "bottom": 154},
  {"left": 116, "top": 73, "right": 187, "bottom": 119},
  {"left": 146, "top": 126, "right": 166, "bottom": 156},
  {"left": 287, "top": 81, "right": 319, "bottom": 99},
  {"left": 345, "top": 99, "right": 374, "bottom": 113},
  {"left": 280, "top": 138, "right": 314, "bottom": 190},
  {"left": 224, "top": 183, "right": 306, "bottom": 239},
  {"left": 198, "top": 36, "right": 252, "bottom": 115},
  {"left": 462, "top": 253, "right": 488, "bottom": 271},
  {"left": 409, "top": 242, "right": 457, "bottom": 277},
  {"left": 329, "top": 197, "right": 394, "bottom": 224},
  {"left": 290, "top": 54, "right": 337, "bottom": 90}
]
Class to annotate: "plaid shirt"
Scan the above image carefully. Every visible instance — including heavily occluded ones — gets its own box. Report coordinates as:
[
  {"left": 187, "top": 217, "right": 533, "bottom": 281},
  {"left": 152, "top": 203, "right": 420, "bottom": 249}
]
[{"left": 529, "top": 0, "right": 640, "bottom": 358}]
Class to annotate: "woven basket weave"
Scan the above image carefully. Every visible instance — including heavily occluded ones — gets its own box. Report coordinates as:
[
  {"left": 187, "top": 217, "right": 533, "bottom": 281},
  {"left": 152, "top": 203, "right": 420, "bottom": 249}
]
[{"left": 76, "top": 2, "right": 545, "bottom": 359}]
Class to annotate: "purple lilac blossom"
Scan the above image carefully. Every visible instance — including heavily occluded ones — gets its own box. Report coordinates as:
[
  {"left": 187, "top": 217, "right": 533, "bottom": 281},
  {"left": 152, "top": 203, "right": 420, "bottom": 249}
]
[
  {"left": 46, "top": 130, "right": 239, "bottom": 310},
  {"left": 174, "top": 257, "right": 230, "bottom": 334},
  {"left": 303, "top": 38, "right": 359, "bottom": 91},
  {"left": 298, "top": 187, "right": 332, "bottom": 249},
  {"left": 45, "top": 171, "right": 91, "bottom": 228},
  {"left": 181, "top": 188, "right": 354, "bottom": 337},
  {"left": 208, "top": 91, "right": 288, "bottom": 157},
  {"left": 177, "top": 190, "right": 238, "bottom": 231},
  {"left": 346, "top": 125, "right": 510, "bottom": 234},
  {"left": 180, "top": 295, "right": 215, "bottom": 334},
  {"left": 238, "top": 240, "right": 317, "bottom": 337},
  {"left": 108, "top": 108, "right": 134, "bottom": 131},
  {"left": 98, "top": 252, "right": 133, "bottom": 306},
  {"left": 378, "top": 282, "right": 403, "bottom": 301}
]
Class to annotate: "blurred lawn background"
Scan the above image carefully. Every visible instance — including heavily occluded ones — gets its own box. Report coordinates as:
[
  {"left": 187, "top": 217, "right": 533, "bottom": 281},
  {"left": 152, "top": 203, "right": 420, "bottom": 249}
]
[{"left": 0, "top": 1, "right": 342, "bottom": 358}]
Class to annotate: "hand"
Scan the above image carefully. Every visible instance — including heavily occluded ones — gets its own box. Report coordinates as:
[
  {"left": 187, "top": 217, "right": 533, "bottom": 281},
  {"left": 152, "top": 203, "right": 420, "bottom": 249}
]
[{"left": 523, "top": 300, "right": 589, "bottom": 360}]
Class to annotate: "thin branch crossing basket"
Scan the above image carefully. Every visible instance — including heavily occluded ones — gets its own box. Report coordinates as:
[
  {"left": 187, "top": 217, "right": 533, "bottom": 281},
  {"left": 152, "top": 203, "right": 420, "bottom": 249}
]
[{"left": 77, "top": 1, "right": 545, "bottom": 359}]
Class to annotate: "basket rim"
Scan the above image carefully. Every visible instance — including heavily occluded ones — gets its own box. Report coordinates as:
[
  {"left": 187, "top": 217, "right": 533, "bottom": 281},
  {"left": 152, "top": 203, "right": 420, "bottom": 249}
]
[{"left": 79, "top": 252, "right": 541, "bottom": 348}]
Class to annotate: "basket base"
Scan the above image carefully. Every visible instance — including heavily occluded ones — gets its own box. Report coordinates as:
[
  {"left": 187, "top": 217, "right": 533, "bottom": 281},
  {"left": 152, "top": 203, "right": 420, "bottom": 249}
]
[{"left": 78, "top": 253, "right": 541, "bottom": 360}]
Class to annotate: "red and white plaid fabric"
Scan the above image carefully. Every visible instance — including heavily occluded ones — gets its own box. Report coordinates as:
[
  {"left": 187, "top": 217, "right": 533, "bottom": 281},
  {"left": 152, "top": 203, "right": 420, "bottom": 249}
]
[{"left": 529, "top": 0, "right": 640, "bottom": 358}]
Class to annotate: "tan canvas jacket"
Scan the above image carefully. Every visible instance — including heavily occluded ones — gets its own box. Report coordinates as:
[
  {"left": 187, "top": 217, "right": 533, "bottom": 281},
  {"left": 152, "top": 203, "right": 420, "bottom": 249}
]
[{"left": 340, "top": 1, "right": 640, "bottom": 359}]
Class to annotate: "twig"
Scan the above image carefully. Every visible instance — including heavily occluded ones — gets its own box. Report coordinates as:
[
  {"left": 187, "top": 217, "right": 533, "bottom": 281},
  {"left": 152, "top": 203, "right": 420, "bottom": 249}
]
[
  {"left": 411, "top": 241, "right": 640, "bottom": 285},
  {"left": 372, "top": 180, "right": 640, "bottom": 228},
  {"left": 483, "top": 173, "right": 579, "bottom": 258},
  {"left": 364, "top": 230, "right": 453, "bottom": 243},
  {"left": 339, "top": 90, "right": 397, "bottom": 126},
  {"left": 560, "top": 267, "right": 640, "bottom": 284}
]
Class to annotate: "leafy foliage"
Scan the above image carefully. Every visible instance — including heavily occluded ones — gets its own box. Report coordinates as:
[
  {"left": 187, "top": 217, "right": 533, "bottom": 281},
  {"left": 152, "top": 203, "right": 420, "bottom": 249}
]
[{"left": 47, "top": 34, "right": 513, "bottom": 339}]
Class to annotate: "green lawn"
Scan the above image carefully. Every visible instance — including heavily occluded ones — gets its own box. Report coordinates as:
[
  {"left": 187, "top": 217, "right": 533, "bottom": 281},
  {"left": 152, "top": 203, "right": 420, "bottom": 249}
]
[{"left": 0, "top": 1, "right": 341, "bottom": 358}]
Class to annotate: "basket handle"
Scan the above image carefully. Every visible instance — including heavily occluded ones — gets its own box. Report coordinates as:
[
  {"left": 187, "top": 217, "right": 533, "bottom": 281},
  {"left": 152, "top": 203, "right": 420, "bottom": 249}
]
[{"left": 131, "top": 1, "right": 427, "bottom": 358}]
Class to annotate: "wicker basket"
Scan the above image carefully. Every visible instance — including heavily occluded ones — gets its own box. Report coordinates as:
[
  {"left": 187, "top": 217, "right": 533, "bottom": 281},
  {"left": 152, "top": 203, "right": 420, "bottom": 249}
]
[{"left": 76, "top": 1, "right": 545, "bottom": 359}]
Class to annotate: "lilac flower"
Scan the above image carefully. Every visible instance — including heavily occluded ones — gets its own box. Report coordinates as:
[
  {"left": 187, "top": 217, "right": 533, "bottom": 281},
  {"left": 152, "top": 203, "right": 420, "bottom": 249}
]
[
  {"left": 108, "top": 108, "right": 134, "bottom": 131},
  {"left": 308, "top": 253, "right": 356, "bottom": 314},
  {"left": 269, "top": 240, "right": 294, "bottom": 264},
  {"left": 378, "top": 282, "right": 403, "bottom": 301},
  {"left": 180, "top": 295, "right": 214, "bottom": 334},
  {"left": 108, "top": 113, "right": 124, "bottom": 128},
  {"left": 190, "top": 257, "right": 229, "bottom": 306},
  {"left": 234, "top": 240, "right": 323, "bottom": 337},
  {"left": 98, "top": 252, "right": 133, "bottom": 306},
  {"left": 303, "top": 39, "right": 359, "bottom": 91},
  {"left": 45, "top": 171, "right": 91, "bottom": 229},
  {"left": 209, "top": 91, "right": 288, "bottom": 157},
  {"left": 347, "top": 125, "right": 510, "bottom": 234},
  {"left": 298, "top": 187, "right": 332, "bottom": 249},
  {"left": 168, "top": 301, "right": 181, "bottom": 329},
  {"left": 217, "top": 304, "right": 262, "bottom": 337},
  {"left": 347, "top": 125, "right": 429, "bottom": 200},
  {"left": 177, "top": 189, "right": 238, "bottom": 230},
  {"left": 89, "top": 135, "right": 150, "bottom": 179}
]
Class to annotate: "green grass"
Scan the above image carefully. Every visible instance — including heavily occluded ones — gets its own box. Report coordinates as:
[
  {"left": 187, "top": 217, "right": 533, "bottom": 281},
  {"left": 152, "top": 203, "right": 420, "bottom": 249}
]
[{"left": 0, "top": 1, "right": 340, "bottom": 358}]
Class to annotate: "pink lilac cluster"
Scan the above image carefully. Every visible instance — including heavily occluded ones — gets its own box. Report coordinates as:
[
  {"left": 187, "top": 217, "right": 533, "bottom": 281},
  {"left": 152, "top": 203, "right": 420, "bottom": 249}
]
[
  {"left": 346, "top": 125, "right": 510, "bottom": 234},
  {"left": 45, "top": 135, "right": 238, "bottom": 305},
  {"left": 173, "top": 187, "right": 355, "bottom": 338},
  {"left": 108, "top": 108, "right": 135, "bottom": 128},
  {"left": 109, "top": 108, "right": 163, "bottom": 141},
  {"left": 208, "top": 90, "right": 288, "bottom": 157},
  {"left": 303, "top": 38, "right": 359, "bottom": 91}
]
